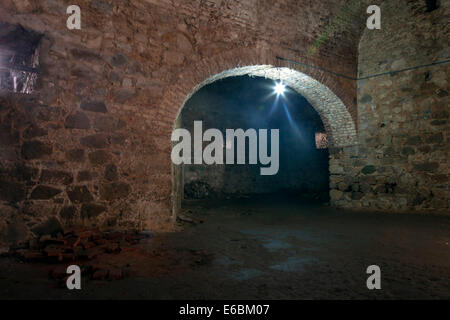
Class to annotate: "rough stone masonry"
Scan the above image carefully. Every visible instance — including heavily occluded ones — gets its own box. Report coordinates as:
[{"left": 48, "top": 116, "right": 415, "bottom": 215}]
[{"left": 0, "top": 0, "right": 448, "bottom": 247}]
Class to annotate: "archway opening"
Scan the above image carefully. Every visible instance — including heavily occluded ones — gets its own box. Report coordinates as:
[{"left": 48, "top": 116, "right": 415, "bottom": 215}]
[
  {"left": 171, "top": 66, "right": 357, "bottom": 217},
  {"left": 179, "top": 75, "right": 330, "bottom": 205}
]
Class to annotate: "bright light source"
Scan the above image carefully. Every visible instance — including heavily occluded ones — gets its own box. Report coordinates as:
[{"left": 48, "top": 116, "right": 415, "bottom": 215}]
[{"left": 274, "top": 82, "right": 286, "bottom": 95}]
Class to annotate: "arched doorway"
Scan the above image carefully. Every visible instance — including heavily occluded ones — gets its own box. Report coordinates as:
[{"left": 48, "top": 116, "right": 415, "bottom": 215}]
[{"left": 171, "top": 66, "right": 357, "bottom": 216}]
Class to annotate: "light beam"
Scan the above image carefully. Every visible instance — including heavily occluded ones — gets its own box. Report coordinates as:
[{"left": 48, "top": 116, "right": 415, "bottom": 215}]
[{"left": 274, "top": 82, "right": 286, "bottom": 96}]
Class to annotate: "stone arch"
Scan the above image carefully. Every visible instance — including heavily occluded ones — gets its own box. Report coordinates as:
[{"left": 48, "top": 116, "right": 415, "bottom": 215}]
[
  {"left": 174, "top": 66, "right": 357, "bottom": 148},
  {"left": 163, "top": 47, "right": 358, "bottom": 216},
  {"left": 158, "top": 46, "right": 357, "bottom": 132}
]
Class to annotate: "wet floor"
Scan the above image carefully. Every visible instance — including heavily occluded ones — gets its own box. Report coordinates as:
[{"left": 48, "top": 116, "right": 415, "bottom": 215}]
[{"left": 1, "top": 195, "right": 449, "bottom": 299}]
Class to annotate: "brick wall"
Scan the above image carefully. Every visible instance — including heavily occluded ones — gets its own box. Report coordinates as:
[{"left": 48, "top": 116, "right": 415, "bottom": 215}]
[{"left": 0, "top": 0, "right": 369, "bottom": 245}]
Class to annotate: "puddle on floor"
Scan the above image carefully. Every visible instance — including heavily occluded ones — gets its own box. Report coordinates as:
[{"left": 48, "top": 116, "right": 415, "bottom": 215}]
[
  {"left": 240, "top": 228, "right": 322, "bottom": 243},
  {"left": 216, "top": 256, "right": 243, "bottom": 266},
  {"left": 262, "top": 239, "right": 292, "bottom": 252},
  {"left": 270, "top": 256, "right": 317, "bottom": 272},
  {"left": 230, "top": 269, "right": 264, "bottom": 281}
]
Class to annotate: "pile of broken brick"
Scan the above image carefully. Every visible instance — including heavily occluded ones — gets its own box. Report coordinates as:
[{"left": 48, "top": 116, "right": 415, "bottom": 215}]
[{"left": 3, "top": 228, "right": 153, "bottom": 282}]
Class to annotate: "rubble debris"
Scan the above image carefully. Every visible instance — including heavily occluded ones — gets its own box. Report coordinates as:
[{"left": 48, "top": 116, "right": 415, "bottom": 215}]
[
  {"left": 190, "top": 249, "right": 214, "bottom": 266},
  {"left": 0, "top": 247, "right": 10, "bottom": 257},
  {"left": 184, "top": 181, "right": 214, "bottom": 199},
  {"left": 177, "top": 213, "right": 204, "bottom": 225},
  {"left": 7, "top": 228, "right": 154, "bottom": 282},
  {"left": 49, "top": 266, "right": 67, "bottom": 279},
  {"left": 92, "top": 269, "right": 109, "bottom": 280},
  {"left": 107, "top": 267, "right": 123, "bottom": 281}
]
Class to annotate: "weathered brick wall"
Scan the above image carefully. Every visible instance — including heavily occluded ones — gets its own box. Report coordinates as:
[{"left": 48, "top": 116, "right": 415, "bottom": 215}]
[
  {"left": 330, "top": 0, "right": 449, "bottom": 212},
  {"left": 0, "top": 0, "right": 364, "bottom": 245}
]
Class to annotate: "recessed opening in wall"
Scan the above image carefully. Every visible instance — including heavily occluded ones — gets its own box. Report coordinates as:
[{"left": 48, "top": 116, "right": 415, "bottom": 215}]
[
  {"left": 0, "top": 23, "right": 42, "bottom": 94},
  {"left": 170, "top": 66, "right": 358, "bottom": 217},
  {"left": 425, "top": 0, "right": 439, "bottom": 12},
  {"left": 177, "top": 76, "right": 331, "bottom": 207},
  {"left": 315, "top": 132, "right": 328, "bottom": 149}
]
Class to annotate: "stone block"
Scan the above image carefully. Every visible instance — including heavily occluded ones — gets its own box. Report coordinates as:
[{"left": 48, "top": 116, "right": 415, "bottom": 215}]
[
  {"left": 31, "top": 217, "right": 63, "bottom": 236},
  {"left": 114, "top": 89, "right": 135, "bottom": 103},
  {"left": 413, "top": 162, "right": 439, "bottom": 173},
  {"left": 426, "top": 133, "right": 443, "bottom": 144},
  {"left": 77, "top": 171, "right": 93, "bottom": 182},
  {"left": 330, "top": 189, "right": 344, "bottom": 201},
  {"left": 30, "top": 185, "right": 62, "bottom": 199},
  {"left": 22, "top": 124, "right": 48, "bottom": 139},
  {"left": 81, "top": 101, "right": 108, "bottom": 113},
  {"left": 110, "top": 53, "right": 127, "bottom": 67},
  {"left": 88, "top": 150, "right": 110, "bottom": 166},
  {"left": 104, "top": 164, "right": 118, "bottom": 181},
  {"left": 361, "top": 165, "right": 376, "bottom": 175},
  {"left": 61, "top": 148, "right": 83, "bottom": 164},
  {"left": 67, "top": 186, "right": 94, "bottom": 203},
  {"left": 59, "top": 206, "right": 78, "bottom": 220},
  {"left": 0, "top": 181, "right": 26, "bottom": 202},
  {"left": 40, "top": 170, "right": 74, "bottom": 185},
  {"left": 65, "top": 112, "right": 91, "bottom": 129},
  {"left": 81, "top": 203, "right": 107, "bottom": 219},
  {"left": 100, "top": 182, "right": 131, "bottom": 201},
  {"left": 80, "top": 134, "right": 108, "bottom": 149},
  {"left": 70, "top": 49, "right": 102, "bottom": 62},
  {"left": 21, "top": 141, "right": 52, "bottom": 159}
]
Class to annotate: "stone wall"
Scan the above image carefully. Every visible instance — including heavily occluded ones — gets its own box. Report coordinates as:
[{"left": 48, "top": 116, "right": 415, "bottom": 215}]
[
  {"left": 1, "top": 0, "right": 448, "bottom": 249},
  {"left": 330, "top": 0, "right": 449, "bottom": 212},
  {"left": 0, "top": 0, "right": 364, "bottom": 246}
]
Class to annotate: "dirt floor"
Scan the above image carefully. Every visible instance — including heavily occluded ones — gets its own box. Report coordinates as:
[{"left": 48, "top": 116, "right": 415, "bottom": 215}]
[{"left": 0, "top": 195, "right": 449, "bottom": 300}]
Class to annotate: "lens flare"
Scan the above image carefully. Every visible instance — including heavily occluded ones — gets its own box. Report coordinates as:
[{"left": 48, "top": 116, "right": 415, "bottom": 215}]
[{"left": 274, "top": 82, "right": 286, "bottom": 95}]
